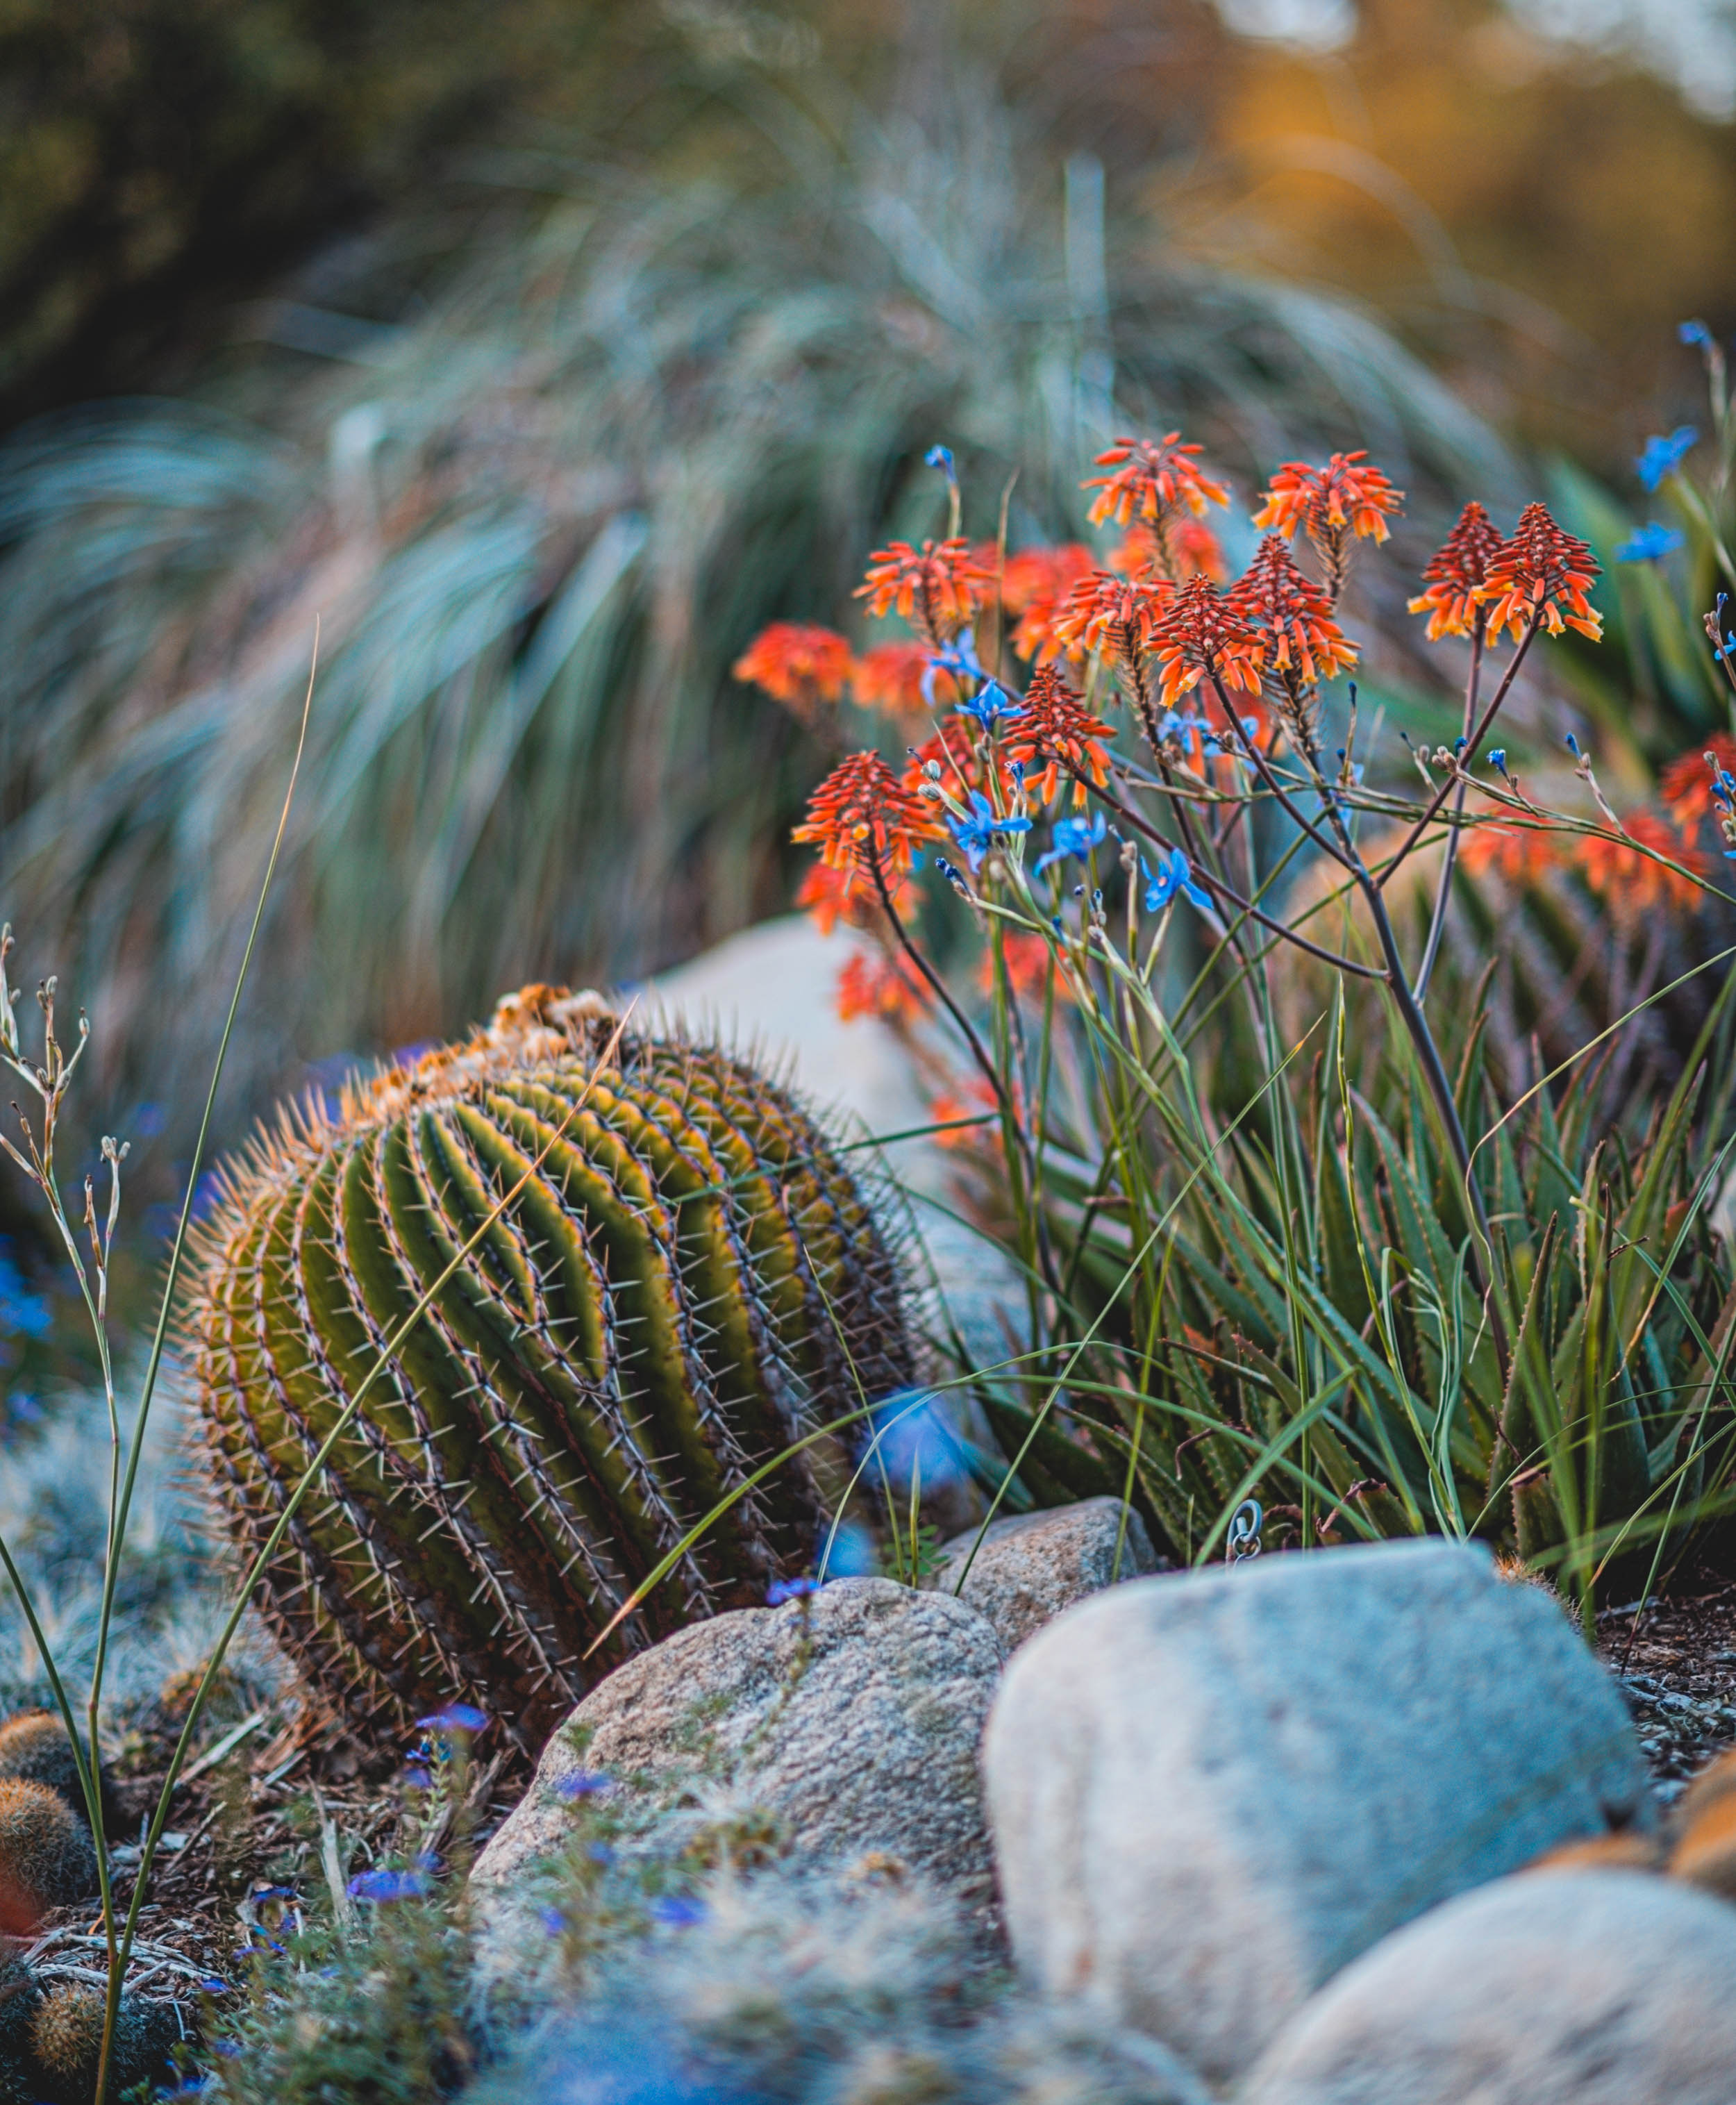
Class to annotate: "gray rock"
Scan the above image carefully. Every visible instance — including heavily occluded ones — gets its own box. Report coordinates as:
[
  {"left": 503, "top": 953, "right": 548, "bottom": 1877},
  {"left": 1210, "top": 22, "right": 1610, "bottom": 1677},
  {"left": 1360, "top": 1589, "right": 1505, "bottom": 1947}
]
[
  {"left": 930, "top": 1499, "right": 1163, "bottom": 1652},
  {"left": 1240, "top": 1868, "right": 1736, "bottom": 2105},
  {"left": 983, "top": 1540, "right": 1651, "bottom": 2087},
  {"left": 472, "top": 1578, "right": 1005, "bottom": 1909}
]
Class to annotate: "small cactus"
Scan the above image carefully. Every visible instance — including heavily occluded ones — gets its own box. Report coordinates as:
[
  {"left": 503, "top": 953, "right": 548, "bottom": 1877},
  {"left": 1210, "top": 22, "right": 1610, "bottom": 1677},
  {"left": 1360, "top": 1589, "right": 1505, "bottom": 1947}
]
[
  {"left": 0, "top": 1713, "right": 102, "bottom": 1822},
  {"left": 0, "top": 1958, "right": 42, "bottom": 2105},
  {"left": 186, "top": 988, "right": 915, "bottom": 1747},
  {"left": 0, "top": 1780, "right": 98, "bottom": 1933},
  {"left": 26, "top": 1984, "right": 176, "bottom": 2105}
]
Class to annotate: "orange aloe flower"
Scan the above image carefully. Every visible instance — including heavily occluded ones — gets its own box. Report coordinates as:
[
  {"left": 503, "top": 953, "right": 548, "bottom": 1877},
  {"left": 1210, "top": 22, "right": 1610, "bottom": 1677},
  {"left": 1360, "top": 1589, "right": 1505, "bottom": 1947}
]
[
  {"left": 978, "top": 931, "right": 1071, "bottom": 1004},
  {"left": 853, "top": 640, "right": 952, "bottom": 721},
  {"left": 856, "top": 538, "right": 994, "bottom": 642},
  {"left": 1408, "top": 501, "right": 1504, "bottom": 642},
  {"left": 1109, "top": 516, "right": 1228, "bottom": 585},
  {"left": 1579, "top": 809, "right": 1705, "bottom": 912},
  {"left": 1660, "top": 734, "right": 1736, "bottom": 826},
  {"left": 1051, "top": 569, "right": 1172, "bottom": 667},
  {"left": 1230, "top": 536, "right": 1358, "bottom": 684},
  {"left": 1255, "top": 452, "right": 1405, "bottom": 547},
  {"left": 792, "top": 751, "right": 940, "bottom": 899},
  {"left": 1002, "top": 663, "right": 1116, "bottom": 806},
  {"left": 835, "top": 950, "right": 930, "bottom": 1025},
  {"left": 1084, "top": 433, "right": 1230, "bottom": 529},
  {"left": 795, "top": 858, "right": 910, "bottom": 934},
  {"left": 1149, "top": 575, "right": 1267, "bottom": 711},
  {"left": 1458, "top": 821, "right": 1557, "bottom": 885},
  {"left": 1476, "top": 503, "right": 1603, "bottom": 644},
  {"left": 1003, "top": 544, "right": 1096, "bottom": 663},
  {"left": 732, "top": 623, "right": 855, "bottom": 714}
]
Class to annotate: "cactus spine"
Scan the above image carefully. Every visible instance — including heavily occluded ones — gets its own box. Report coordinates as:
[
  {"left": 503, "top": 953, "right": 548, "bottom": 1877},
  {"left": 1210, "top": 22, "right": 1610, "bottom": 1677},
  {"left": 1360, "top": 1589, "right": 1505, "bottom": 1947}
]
[
  {"left": 0, "top": 1781, "right": 98, "bottom": 1930},
  {"left": 187, "top": 988, "right": 914, "bottom": 1747}
]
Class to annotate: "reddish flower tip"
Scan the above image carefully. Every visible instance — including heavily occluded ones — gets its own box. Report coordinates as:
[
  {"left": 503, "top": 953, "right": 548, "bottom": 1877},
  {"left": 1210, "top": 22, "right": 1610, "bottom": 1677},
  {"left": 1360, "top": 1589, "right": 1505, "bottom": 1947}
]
[
  {"left": 1083, "top": 433, "right": 1230, "bottom": 530},
  {"left": 1253, "top": 452, "right": 1404, "bottom": 549},
  {"left": 1408, "top": 501, "right": 1504, "bottom": 641},
  {"left": 732, "top": 624, "right": 854, "bottom": 708},
  {"left": 1475, "top": 502, "right": 1603, "bottom": 644}
]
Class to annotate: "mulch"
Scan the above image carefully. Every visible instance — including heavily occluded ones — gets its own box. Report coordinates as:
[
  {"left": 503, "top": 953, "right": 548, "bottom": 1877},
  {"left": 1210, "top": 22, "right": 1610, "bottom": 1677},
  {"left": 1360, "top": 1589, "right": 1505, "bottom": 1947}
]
[
  {"left": 17, "top": 1698, "right": 524, "bottom": 2014},
  {"left": 1596, "top": 1577, "right": 1736, "bottom": 1802}
]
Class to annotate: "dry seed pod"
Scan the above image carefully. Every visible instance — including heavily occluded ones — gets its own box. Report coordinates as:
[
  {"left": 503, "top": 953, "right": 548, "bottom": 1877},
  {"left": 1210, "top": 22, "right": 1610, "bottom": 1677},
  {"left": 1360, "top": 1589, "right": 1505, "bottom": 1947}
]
[
  {"left": 185, "top": 988, "right": 915, "bottom": 1749},
  {"left": 1670, "top": 1790, "right": 1736, "bottom": 1900}
]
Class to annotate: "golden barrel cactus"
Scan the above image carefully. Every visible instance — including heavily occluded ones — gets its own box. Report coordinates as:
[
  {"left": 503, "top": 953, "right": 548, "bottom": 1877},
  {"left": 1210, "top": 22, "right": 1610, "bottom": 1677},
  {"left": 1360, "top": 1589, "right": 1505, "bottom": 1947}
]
[{"left": 186, "top": 988, "right": 914, "bottom": 1749}]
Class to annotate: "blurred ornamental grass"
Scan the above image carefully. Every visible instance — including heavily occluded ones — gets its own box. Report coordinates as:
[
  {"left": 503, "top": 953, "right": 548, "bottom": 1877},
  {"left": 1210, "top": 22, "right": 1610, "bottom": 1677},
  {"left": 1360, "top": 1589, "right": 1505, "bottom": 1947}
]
[{"left": 0, "top": 50, "right": 1511, "bottom": 1145}]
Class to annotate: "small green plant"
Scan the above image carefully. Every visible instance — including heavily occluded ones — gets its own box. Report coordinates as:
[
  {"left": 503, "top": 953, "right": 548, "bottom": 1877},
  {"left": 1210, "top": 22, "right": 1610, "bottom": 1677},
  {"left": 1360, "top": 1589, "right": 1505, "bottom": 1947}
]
[{"left": 742, "top": 399, "right": 1736, "bottom": 1631}]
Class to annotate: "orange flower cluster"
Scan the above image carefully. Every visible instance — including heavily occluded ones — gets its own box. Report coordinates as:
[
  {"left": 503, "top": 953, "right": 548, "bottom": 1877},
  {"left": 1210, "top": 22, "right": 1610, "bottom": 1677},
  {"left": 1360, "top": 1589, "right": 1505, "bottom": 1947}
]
[
  {"left": 1579, "top": 810, "right": 1705, "bottom": 912},
  {"left": 853, "top": 640, "right": 949, "bottom": 720},
  {"left": 1230, "top": 537, "right": 1358, "bottom": 684},
  {"left": 792, "top": 751, "right": 939, "bottom": 898},
  {"left": 977, "top": 931, "right": 1071, "bottom": 1004},
  {"left": 1476, "top": 504, "right": 1603, "bottom": 644},
  {"left": 857, "top": 538, "right": 992, "bottom": 641},
  {"left": 733, "top": 623, "right": 854, "bottom": 712},
  {"left": 1661, "top": 735, "right": 1736, "bottom": 826},
  {"left": 796, "top": 858, "right": 910, "bottom": 934},
  {"left": 1051, "top": 569, "right": 1171, "bottom": 666},
  {"left": 1149, "top": 576, "right": 1266, "bottom": 710},
  {"left": 835, "top": 951, "right": 930, "bottom": 1026},
  {"left": 1110, "top": 517, "right": 1227, "bottom": 585},
  {"left": 928, "top": 1078, "right": 1001, "bottom": 1150},
  {"left": 1003, "top": 664, "right": 1116, "bottom": 806},
  {"left": 1084, "top": 434, "right": 1230, "bottom": 529},
  {"left": 1003, "top": 544, "right": 1096, "bottom": 663},
  {"left": 1408, "top": 502, "right": 1504, "bottom": 642},
  {"left": 1458, "top": 821, "right": 1556, "bottom": 885},
  {"left": 1255, "top": 452, "right": 1404, "bottom": 548}
]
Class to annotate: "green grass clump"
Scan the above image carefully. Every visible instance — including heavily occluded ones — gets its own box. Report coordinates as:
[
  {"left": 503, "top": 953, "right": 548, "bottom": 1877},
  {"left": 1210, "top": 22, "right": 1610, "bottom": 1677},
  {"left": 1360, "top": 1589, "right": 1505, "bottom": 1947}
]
[{"left": 0, "top": 1779, "right": 97, "bottom": 1926}]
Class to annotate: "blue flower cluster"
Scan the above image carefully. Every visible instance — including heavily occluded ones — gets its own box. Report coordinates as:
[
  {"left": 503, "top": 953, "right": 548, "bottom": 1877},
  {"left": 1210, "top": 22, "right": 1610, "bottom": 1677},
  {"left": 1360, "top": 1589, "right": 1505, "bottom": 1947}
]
[{"left": 1616, "top": 522, "right": 1685, "bottom": 564}]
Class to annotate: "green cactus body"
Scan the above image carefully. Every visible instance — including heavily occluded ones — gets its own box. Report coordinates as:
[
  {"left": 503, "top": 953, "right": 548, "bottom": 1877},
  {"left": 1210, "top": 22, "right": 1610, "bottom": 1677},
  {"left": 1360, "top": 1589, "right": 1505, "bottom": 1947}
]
[{"left": 187, "top": 989, "right": 913, "bottom": 1748}]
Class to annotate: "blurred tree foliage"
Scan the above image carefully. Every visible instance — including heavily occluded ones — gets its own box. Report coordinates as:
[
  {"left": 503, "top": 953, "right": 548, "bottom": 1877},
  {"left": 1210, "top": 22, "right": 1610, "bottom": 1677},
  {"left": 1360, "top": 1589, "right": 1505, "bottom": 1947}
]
[
  {"left": 0, "top": 0, "right": 708, "bottom": 421},
  {"left": 1185, "top": 0, "right": 1736, "bottom": 459}
]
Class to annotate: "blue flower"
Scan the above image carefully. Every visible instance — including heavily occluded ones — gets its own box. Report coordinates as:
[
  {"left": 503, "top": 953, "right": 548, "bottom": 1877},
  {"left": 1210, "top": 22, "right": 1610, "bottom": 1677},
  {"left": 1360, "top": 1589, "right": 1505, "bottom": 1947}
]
[
  {"left": 197, "top": 1978, "right": 228, "bottom": 1997},
  {"left": 1034, "top": 810, "right": 1108, "bottom": 875},
  {"left": 949, "top": 791, "right": 1030, "bottom": 872},
  {"left": 539, "top": 1906, "right": 567, "bottom": 1936},
  {"left": 347, "top": 1867, "right": 431, "bottom": 1902},
  {"left": 766, "top": 1576, "right": 820, "bottom": 1605},
  {"left": 923, "top": 632, "right": 983, "bottom": 708},
  {"left": 555, "top": 1769, "right": 615, "bottom": 1801},
  {"left": 955, "top": 678, "right": 1024, "bottom": 729},
  {"left": 1637, "top": 426, "right": 1699, "bottom": 492},
  {"left": 0, "top": 1242, "right": 50, "bottom": 1340},
  {"left": 1616, "top": 521, "right": 1685, "bottom": 563},
  {"left": 1487, "top": 748, "right": 1509, "bottom": 776},
  {"left": 650, "top": 1895, "right": 707, "bottom": 1927},
  {"left": 415, "top": 1702, "right": 487, "bottom": 1735},
  {"left": 925, "top": 444, "right": 956, "bottom": 478},
  {"left": 1141, "top": 849, "right": 1213, "bottom": 915},
  {"left": 1681, "top": 319, "right": 1714, "bottom": 348},
  {"left": 867, "top": 1389, "right": 973, "bottom": 1490}
]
